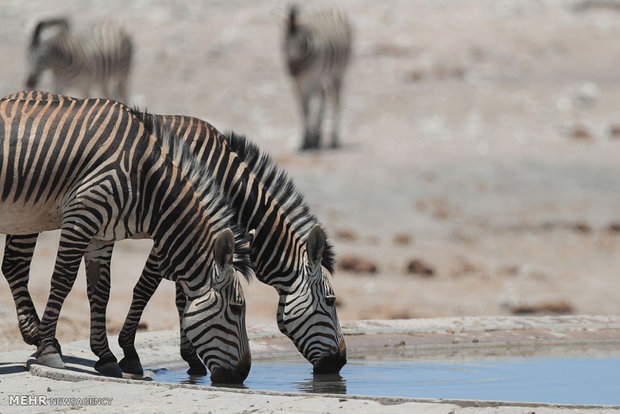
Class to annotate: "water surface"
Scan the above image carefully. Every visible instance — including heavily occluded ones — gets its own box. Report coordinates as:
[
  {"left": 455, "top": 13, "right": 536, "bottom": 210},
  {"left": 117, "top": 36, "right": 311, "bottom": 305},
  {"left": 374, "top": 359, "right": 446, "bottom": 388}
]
[{"left": 153, "top": 357, "right": 620, "bottom": 405}]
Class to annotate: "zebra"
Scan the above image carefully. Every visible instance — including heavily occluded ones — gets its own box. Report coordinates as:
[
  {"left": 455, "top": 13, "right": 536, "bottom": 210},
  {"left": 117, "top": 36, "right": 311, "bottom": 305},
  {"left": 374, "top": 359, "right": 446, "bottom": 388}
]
[
  {"left": 3, "top": 113, "right": 347, "bottom": 377},
  {"left": 284, "top": 6, "right": 352, "bottom": 150},
  {"left": 26, "top": 18, "right": 132, "bottom": 102},
  {"left": 0, "top": 91, "right": 252, "bottom": 383}
]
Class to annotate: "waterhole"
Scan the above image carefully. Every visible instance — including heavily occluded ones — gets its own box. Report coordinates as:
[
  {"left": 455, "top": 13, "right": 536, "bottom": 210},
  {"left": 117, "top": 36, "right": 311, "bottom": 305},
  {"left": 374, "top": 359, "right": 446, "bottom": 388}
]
[{"left": 152, "top": 356, "right": 620, "bottom": 405}]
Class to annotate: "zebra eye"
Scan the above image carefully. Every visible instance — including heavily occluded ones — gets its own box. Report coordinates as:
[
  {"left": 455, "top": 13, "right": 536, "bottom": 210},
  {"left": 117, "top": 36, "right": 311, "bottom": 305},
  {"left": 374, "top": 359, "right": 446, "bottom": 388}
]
[
  {"left": 230, "top": 303, "right": 243, "bottom": 315},
  {"left": 325, "top": 296, "right": 336, "bottom": 306}
]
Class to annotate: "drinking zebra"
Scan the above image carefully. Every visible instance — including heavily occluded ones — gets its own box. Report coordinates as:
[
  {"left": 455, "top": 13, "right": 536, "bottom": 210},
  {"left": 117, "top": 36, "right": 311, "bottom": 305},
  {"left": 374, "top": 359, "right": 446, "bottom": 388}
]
[
  {"left": 0, "top": 91, "right": 252, "bottom": 383},
  {"left": 26, "top": 18, "right": 132, "bottom": 102},
  {"left": 3, "top": 113, "right": 347, "bottom": 377},
  {"left": 284, "top": 6, "right": 352, "bottom": 150}
]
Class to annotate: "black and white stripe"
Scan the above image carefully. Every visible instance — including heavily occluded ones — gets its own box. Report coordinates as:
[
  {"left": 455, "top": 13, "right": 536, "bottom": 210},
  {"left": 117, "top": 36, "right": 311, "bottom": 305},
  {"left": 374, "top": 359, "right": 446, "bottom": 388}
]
[
  {"left": 284, "top": 6, "right": 352, "bottom": 150},
  {"left": 0, "top": 91, "right": 252, "bottom": 383},
  {"left": 118, "top": 114, "right": 346, "bottom": 374},
  {"left": 26, "top": 18, "right": 132, "bottom": 102},
  {"left": 3, "top": 112, "right": 347, "bottom": 377}
]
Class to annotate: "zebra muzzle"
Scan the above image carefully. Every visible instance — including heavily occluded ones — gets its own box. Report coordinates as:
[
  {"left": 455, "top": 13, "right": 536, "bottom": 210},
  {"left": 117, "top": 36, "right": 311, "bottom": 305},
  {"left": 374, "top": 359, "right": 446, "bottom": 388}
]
[{"left": 209, "top": 353, "right": 251, "bottom": 384}]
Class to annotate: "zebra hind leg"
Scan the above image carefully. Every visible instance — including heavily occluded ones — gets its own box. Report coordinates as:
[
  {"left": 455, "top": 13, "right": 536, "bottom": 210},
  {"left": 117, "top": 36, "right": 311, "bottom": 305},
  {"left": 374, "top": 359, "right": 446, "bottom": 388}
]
[
  {"left": 84, "top": 241, "right": 122, "bottom": 378},
  {"left": 176, "top": 283, "right": 207, "bottom": 375},
  {"left": 2, "top": 234, "right": 40, "bottom": 346},
  {"left": 118, "top": 250, "right": 163, "bottom": 375}
]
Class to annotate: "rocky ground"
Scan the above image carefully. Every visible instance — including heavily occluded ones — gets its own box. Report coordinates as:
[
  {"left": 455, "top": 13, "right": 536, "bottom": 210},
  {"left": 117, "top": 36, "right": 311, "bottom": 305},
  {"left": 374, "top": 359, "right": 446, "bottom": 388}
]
[{"left": 0, "top": 0, "right": 619, "bottom": 352}]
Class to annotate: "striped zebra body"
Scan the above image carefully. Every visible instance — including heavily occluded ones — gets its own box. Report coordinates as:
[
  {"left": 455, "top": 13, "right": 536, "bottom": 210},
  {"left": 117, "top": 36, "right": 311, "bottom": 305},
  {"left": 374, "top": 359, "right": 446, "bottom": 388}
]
[
  {"left": 119, "top": 114, "right": 346, "bottom": 374},
  {"left": 4, "top": 112, "right": 346, "bottom": 376},
  {"left": 285, "top": 6, "right": 352, "bottom": 150},
  {"left": 0, "top": 92, "right": 252, "bottom": 383},
  {"left": 26, "top": 18, "right": 132, "bottom": 102}
]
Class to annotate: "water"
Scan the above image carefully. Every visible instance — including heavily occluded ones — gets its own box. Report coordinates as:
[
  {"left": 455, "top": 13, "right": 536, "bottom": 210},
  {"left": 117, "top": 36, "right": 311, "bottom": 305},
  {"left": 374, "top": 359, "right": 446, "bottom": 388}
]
[{"left": 152, "top": 357, "right": 620, "bottom": 405}]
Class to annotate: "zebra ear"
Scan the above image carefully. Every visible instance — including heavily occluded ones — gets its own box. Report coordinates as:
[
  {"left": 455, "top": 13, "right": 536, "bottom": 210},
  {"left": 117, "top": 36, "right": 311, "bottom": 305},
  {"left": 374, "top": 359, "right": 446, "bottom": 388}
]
[
  {"left": 248, "top": 229, "right": 256, "bottom": 247},
  {"left": 288, "top": 5, "right": 299, "bottom": 34},
  {"left": 214, "top": 228, "right": 235, "bottom": 270},
  {"left": 306, "top": 224, "right": 326, "bottom": 269}
]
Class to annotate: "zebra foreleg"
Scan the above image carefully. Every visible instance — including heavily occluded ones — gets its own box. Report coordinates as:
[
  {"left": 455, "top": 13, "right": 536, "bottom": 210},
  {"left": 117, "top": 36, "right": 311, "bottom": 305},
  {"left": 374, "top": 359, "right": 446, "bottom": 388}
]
[
  {"left": 328, "top": 77, "right": 343, "bottom": 149},
  {"left": 2, "top": 234, "right": 40, "bottom": 346},
  {"left": 84, "top": 240, "right": 122, "bottom": 378},
  {"left": 36, "top": 222, "right": 94, "bottom": 369},
  {"left": 176, "top": 283, "right": 207, "bottom": 376},
  {"left": 118, "top": 250, "right": 163, "bottom": 375}
]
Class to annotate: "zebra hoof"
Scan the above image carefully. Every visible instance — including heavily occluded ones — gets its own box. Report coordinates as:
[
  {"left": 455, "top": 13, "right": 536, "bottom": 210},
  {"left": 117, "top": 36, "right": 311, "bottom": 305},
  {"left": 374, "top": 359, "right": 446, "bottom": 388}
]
[
  {"left": 119, "top": 355, "right": 143, "bottom": 376},
  {"left": 36, "top": 339, "right": 64, "bottom": 369},
  {"left": 186, "top": 359, "right": 207, "bottom": 376},
  {"left": 95, "top": 359, "right": 123, "bottom": 378}
]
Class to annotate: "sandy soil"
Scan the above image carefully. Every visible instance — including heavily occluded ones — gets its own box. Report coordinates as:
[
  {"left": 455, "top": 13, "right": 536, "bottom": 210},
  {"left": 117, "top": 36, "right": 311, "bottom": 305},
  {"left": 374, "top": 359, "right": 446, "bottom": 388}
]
[{"left": 1, "top": 0, "right": 620, "bottom": 352}]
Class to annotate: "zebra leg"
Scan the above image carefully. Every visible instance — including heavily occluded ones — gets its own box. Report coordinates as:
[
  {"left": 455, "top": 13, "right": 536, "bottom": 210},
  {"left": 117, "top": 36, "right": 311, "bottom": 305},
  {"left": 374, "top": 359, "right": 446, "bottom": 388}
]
[
  {"left": 36, "top": 222, "right": 93, "bottom": 369},
  {"left": 297, "top": 84, "right": 315, "bottom": 151},
  {"left": 312, "top": 86, "right": 327, "bottom": 149},
  {"left": 176, "top": 283, "right": 206, "bottom": 375},
  {"left": 84, "top": 240, "right": 122, "bottom": 378},
  {"left": 114, "top": 73, "right": 130, "bottom": 103},
  {"left": 329, "top": 77, "right": 343, "bottom": 149},
  {"left": 118, "top": 250, "right": 163, "bottom": 375},
  {"left": 2, "top": 234, "right": 40, "bottom": 346}
]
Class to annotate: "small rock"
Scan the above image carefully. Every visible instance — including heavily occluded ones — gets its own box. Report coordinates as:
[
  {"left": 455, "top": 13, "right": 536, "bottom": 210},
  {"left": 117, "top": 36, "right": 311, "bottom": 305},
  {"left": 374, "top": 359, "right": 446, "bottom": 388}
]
[
  {"left": 570, "top": 124, "right": 592, "bottom": 140},
  {"left": 510, "top": 300, "right": 574, "bottom": 315},
  {"left": 338, "top": 255, "right": 378, "bottom": 274},
  {"left": 407, "top": 69, "right": 425, "bottom": 82},
  {"left": 137, "top": 322, "right": 148, "bottom": 331},
  {"left": 606, "top": 222, "right": 620, "bottom": 233},
  {"left": 572, "top": 222, "right": 591, "bottom": 234},
  {"left": 393, "top": 233, "right": 412, "bottom": 246},
  {"left": 388, "top": 310, "right": 412, "bottom": 319},
  {"left": 406, "top": 259, "right": 435, "bottom": 277},
  {"left": 609, "top": 124, "right": 620, "bottom": 139},
  {"left": 334, "top": 229, "right": 357, "bottom": 242}
]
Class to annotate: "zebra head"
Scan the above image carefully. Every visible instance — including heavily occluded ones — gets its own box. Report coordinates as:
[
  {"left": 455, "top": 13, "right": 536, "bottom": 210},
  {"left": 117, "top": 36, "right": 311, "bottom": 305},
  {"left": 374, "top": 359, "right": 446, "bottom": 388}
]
[
  {"left": 26, "top": 18, "right": 70, "bottom": 89},
  {"left": 276, "top": 224, "right": 346, "bottom": 374},
  {"left": 181, "top": 228, "right": 251, "bottom": 384}
]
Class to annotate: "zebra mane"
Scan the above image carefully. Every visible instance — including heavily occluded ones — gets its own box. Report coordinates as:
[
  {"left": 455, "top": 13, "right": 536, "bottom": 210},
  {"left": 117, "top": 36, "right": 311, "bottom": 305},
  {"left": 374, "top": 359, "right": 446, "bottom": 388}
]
[
  {"left": 135, "top": 108, "right": 253, "bottom": 281},
  {"left": 223, "top": 132, "right": 336, "bottom": 274}
]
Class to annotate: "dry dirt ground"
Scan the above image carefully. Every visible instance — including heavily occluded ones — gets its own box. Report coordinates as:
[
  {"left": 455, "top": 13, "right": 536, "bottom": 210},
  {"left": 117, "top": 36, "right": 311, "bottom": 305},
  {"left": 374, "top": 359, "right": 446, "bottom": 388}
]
[{"left": 0, "top": 0, "right": 620, "bottom": 352}]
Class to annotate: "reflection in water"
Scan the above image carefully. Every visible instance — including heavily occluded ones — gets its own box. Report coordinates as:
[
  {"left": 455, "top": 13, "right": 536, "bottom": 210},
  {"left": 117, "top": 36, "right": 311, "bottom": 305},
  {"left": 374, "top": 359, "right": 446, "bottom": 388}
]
[{"left": 296, "top": 373, "right": 347, "bottom": 394}]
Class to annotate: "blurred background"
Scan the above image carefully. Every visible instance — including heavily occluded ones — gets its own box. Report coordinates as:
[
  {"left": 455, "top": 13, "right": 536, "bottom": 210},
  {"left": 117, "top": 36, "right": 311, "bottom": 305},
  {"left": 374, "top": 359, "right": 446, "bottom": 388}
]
[{"left": 1, "top": 0, "right": 620, "bottom": 350}]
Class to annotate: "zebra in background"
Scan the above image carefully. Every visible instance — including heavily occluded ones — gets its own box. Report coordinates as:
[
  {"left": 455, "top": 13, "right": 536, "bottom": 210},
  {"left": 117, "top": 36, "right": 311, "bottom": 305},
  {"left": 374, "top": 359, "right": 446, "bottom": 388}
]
[
  {"left": 3, "top": 113, "right": 347, "bottom": 377},
  {"left": 26, "top": 18, "right": 132, "bottom": 102},
  {"left": 284, "top": 5, "right": 352, "bottom": 150},
  {"left": 0, "top": 91, "right": 252, "bottom": 383}
]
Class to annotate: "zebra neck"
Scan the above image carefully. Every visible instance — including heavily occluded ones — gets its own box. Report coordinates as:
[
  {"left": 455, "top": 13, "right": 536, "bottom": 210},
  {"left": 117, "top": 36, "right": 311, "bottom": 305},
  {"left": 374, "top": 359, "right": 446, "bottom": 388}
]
[
  {"left": 203, "top": 139, "right": 304, "bottom": 286},
  {"left": 136, "top": 147, "right": 211, "bottom": 284}
]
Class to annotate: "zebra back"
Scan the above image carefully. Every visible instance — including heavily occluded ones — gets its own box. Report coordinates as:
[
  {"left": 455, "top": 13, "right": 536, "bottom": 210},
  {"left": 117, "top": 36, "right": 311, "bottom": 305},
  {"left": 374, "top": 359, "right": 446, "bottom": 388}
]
[
  {"left": 285, "top": 6, "right": 352, "bottom": 79},
  {"left": 26, "top": 18, "right": 132, "bottom": 101}
]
